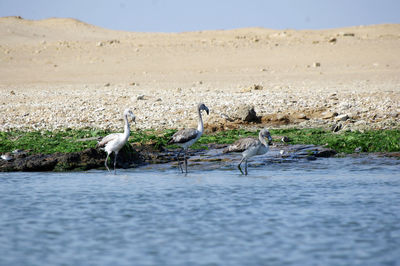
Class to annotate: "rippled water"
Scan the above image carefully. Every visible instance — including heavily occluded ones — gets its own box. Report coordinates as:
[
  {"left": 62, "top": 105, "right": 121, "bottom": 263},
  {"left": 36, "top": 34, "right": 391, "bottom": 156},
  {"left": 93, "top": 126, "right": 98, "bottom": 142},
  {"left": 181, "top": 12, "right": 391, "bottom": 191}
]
[{"left": 1, "top": 156, "right": 400, "bottom": 266}]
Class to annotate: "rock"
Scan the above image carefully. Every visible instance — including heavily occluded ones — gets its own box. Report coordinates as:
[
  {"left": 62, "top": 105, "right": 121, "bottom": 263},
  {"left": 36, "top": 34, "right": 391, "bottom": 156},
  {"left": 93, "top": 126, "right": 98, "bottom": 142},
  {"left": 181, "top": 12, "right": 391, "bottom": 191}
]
[
  {"left": 331, "top": 123, "right": 342, "bottom": 132},
  {"left": 276, "top": 114, "right": 290, "bottom": 122},
  {"left": 104, "top": 83, "right": 110, "bottom": 87},
  {"left": 137, "top": 95, "right": 145, "bottom": 100},
  {"left": 289, "top": 144, "right": 337, "bottom": 158},
  {"left": 0, "top": 146, "right": 143, "bottom": 172},
  {"left": 232, "top": 105, "right": 260, "bottom": 123},
  {"left": 281, "top": 136, "right": 291, "bottom": 143},
  {"left": 241, "top": 84, "right": 263, "bottom": 92},
  {"left": 336, "top": 114, "right": 349, "bottom": 121},
  {"left": 313, "top": 62, "right": 321, "bottom": 67},
  {"left": 321, "top": 111, "right": 338, "bottom": 119},
  {"left": 354, "top": 147, "right": 362, "bottom": 153},
  {"left": 306, "top": 155, "right": 317, "bottom": 161},
  {"left": 220, "top": 113, "right": 234, "bottom": 122},
  {"left": 329, "top": 37, "right": 337, "bottom": 43},
  {"left": 1, "top": 153, "right": 12, "bottom": 161},
  {"left": 253, "top": 84, "right": 263, "bottom": 90},
  {"left": 294, "top": 113, "right": 308, "bottom": 120}
]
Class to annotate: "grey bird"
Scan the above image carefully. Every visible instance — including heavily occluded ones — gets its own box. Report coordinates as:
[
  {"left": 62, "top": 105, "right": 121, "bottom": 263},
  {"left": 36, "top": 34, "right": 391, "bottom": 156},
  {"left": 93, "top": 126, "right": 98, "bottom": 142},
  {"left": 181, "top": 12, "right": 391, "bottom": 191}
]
[
  {"left": 167, "top": 103, "right": 209, "bottom": 173},
  {"left": 224, "top": 128, "right": 272, "bottom": 175}
]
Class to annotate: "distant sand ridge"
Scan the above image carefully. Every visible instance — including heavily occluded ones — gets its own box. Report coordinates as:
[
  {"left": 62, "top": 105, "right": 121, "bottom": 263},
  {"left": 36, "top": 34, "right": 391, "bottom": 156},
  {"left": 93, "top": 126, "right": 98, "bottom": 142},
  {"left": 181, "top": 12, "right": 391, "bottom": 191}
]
[{"left": 0, "top": 16, "right": 399, "bottom": 131}]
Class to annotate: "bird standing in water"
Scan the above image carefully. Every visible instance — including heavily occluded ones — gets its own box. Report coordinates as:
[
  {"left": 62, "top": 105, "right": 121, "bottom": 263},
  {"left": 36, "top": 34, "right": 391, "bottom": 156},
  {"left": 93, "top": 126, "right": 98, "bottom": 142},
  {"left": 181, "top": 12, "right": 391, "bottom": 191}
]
[
  {"left": 167, "top": 103, "right": 209, "bottom": 173},
  {"left": 97, "top": 109, "right": 136, "bottom": 174},
  {"left": 224, "top": 128, "right": 272, "bottom": 175}
]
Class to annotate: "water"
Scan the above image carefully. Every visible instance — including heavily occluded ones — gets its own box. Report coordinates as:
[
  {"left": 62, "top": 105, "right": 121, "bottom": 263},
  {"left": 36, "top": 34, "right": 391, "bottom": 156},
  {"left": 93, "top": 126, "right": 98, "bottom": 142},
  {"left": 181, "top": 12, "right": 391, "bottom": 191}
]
[{"left": 1, "top": 156, "right": 399, "bottom": 266}]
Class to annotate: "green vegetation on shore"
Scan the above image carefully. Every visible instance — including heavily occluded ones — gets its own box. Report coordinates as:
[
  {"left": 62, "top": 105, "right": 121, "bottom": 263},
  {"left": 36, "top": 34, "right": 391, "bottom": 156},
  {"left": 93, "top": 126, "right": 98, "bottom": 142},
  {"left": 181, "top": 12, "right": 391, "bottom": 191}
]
[{"left": 0, "top": 128, "right": 399, "bottom": 155}]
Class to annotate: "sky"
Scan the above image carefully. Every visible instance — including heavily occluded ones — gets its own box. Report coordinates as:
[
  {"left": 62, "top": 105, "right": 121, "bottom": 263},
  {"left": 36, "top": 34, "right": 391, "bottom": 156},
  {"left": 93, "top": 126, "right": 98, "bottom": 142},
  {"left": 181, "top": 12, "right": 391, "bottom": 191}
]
[{"left": 0, "top": 0, "right": 399, "bottom": 32}]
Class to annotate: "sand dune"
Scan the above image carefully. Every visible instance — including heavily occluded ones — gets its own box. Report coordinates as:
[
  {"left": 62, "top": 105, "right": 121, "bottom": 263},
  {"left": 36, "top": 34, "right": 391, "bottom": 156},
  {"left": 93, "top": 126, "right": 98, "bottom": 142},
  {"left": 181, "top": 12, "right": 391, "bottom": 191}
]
[{"left": 0, "top": 17, "right": 399, "bottom": 131}]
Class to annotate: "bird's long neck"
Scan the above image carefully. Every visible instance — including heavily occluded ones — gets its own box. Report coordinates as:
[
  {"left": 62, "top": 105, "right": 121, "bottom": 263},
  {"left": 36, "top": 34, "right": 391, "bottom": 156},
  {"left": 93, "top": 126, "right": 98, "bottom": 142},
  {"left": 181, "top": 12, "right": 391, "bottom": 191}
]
[
  {"left": 123, "top": 114, "right": 131, "bottom": 140},
  {"left": 259, "top": 132, "right": 268, "bottom": 147},
  {"left": 197, "top": 107, "right": 204, "bottom": 133}
]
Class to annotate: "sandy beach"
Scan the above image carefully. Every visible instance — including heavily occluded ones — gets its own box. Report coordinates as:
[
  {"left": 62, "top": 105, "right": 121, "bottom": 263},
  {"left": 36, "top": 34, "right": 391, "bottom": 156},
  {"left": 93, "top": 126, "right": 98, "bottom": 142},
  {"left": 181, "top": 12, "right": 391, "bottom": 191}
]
[{"left": 0, "top": 16, "right": 399, "bottom": 132}]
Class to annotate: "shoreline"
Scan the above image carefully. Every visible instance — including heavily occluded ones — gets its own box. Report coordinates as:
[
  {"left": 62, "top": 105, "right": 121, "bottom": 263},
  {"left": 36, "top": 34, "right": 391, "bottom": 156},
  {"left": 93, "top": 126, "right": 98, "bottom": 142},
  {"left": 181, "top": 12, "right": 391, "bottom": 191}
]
[{"left": 1, "top": 127, "right": 399, "bottom": 172}]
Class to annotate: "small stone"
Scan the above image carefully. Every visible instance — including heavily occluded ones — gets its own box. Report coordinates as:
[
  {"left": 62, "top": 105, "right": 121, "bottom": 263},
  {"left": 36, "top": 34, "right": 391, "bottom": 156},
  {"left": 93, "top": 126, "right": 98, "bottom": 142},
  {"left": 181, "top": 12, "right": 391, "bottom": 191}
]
[
  {"left": 329, "top": 38, "right": 337, "bottom": 43},
  {"left": 331, "top": 123, "right": 342, "bottom": 132},
  {"left": 321, "top": 111, "right": 338, "bottom": 119},
  {"left": 354, "top": 147, "right": 362, "bottom": 153},
  {"left": 1, "top": 153, "right": 12, "bottom": 161},
  {"left": 294, "top": 113, "right": 308, "bottom": 120},
  {"left": 313, "top": 62, "right": 321, "bottom": 67},
  {"left": 343, "top": 33, "right": 355, "bottom": 37},
  {"left": 104, "top": 83, "right": 110, "bottom": 87},
  {"left": 241, "top": 86, "right": 252, "bottom": 93},
  {"left": 336, "top": 114, "right": 349, "bottom": 121},
  {"left": 276, "top": 114, "right": 289, "bottom": 121},
  {"left": 253, "top": 84, "right": 263, "bottom": 90},
  {"left": 281, "top": 136, "right": 291, "bottom": 143},
  {"left": 137, "top": 95, "right": 145, "bottom": 100}
]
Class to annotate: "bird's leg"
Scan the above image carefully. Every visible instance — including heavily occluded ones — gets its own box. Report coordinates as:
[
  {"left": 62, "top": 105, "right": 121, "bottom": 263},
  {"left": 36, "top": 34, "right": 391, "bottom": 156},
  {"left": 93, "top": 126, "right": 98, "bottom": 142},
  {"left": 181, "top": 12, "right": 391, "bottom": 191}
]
[
  {"left": 245, "top": 159, "right": 248, "bottom": 175},
  {"left": 175, "top": 148, "right": 182, "bottom": 172},
  {"left": 238, "top": 157, "right": 245, "bottom": 175},
  {"left": 105, "top": 153, "right": 110, "bottom": 172},
  {"left": 184, "top": 150, "right": 188, "bottom": 173},
  {"left": 113, "top": 151, "right": 118, "bottom": 175}
]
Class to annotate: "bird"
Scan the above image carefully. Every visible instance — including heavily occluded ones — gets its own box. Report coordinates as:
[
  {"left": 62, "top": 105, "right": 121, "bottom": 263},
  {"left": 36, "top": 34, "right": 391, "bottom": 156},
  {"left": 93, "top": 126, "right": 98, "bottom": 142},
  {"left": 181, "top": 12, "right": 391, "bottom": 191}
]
[
  {"left": 223, "top": 128, "right": 273, "bottom": 175},
  {"left": 167, "top": 103, "right": 209, "bottom": 173},
  {"left": 96, "top": 108, "right": 136, "bottom": 174}
]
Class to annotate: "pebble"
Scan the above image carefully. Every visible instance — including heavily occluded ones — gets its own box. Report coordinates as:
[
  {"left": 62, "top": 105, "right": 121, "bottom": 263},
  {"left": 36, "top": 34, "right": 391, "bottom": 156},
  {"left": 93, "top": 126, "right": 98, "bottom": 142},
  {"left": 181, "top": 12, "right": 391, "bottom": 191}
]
[
  {"left": 321, "top": 111, "right": 338, "bottom": 119},
  {"left": 0, "top": 83, "right": 398, "bottom": 132},
  {"left": 336, "top": 114, "right": 349, "bottom": 121}
]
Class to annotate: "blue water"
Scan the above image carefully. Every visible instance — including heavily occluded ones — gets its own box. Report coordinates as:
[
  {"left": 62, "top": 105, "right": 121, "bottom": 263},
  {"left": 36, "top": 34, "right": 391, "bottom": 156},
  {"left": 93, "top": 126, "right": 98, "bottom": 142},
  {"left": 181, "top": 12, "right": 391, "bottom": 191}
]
[{"left": 0, "top": 156, "right": 399, "bottom": 266}]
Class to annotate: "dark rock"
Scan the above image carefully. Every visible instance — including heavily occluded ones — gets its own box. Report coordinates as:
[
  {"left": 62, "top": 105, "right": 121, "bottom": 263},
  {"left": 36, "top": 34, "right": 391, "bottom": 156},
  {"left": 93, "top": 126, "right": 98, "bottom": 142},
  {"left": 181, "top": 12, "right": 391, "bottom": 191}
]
[
  {"left": 288, "top": 144, "right": 337, "bottom": 158},
  {"left": 0, "top": 144, "right": 143, "bottom": 172},
  {"left": 306, "top": 155, "right": 317, "bottom": 161},
  {"left": 331, "top": 123, "right": 342, "bottom": 132}
]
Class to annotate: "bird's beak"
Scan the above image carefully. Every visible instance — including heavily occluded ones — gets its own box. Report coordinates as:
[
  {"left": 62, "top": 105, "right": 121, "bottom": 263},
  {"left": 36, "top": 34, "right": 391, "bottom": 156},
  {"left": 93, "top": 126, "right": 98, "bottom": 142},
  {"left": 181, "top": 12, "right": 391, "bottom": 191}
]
[
  {"left": 206, "top": 108, "right": 210, "bottom": 115},
  {"left": 132, "top": 116, "right": 136, "bottom": 124}
]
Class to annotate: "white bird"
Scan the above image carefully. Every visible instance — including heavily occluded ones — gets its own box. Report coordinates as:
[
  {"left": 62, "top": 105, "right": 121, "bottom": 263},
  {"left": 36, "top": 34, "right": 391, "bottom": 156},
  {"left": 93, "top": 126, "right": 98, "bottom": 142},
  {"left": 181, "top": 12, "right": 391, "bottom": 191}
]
[
  {"left": 167, "top": 103, "right": 209, "bottom": 173},
  {"left": 224, "top": 128, "right": 273, "bottom": 175},
  {"left": 96, "top": 108, "right": 136, "bottom": 174}
]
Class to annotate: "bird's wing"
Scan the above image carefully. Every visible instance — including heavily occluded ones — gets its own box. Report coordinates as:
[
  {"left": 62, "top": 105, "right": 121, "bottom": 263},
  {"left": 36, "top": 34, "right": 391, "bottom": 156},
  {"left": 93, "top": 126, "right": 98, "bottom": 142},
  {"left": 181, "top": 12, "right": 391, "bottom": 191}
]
[
  {"left": 223, "top": 137, "right": 259, "bottom": 153},
  {"left": 96, "top": 133, "right": 120, "bottom": 148},
  {"left": 168, "top": 128, "right": 199, "bottom": 144}
]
